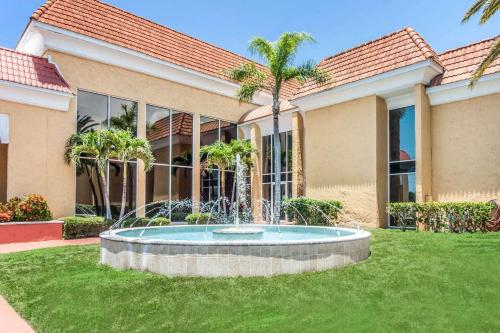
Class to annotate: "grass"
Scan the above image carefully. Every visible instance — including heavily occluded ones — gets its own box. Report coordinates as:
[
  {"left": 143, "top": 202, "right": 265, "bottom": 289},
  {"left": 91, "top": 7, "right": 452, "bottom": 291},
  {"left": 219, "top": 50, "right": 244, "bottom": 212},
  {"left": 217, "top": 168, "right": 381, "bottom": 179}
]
[{"left": 0, "top": 230, "right": 499, "bottom": 333}]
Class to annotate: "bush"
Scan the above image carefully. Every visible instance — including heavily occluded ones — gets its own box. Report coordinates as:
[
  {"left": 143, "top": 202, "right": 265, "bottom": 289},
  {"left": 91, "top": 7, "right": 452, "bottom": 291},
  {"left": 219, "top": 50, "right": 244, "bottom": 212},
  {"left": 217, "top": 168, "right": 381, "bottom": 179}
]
[
  {"left": 0, "top": 195, "right": 52, "bottom": 222},
  {"left": 282, "top": 197, "right": 343, "bottom": 226},
  {"left": 120, "top": 217, "right": 170, "bottom": 228},
  {"left": 185, "top": 213, "right": 211, "bottom": 224},
  {"left": 60, "top": 216, "right": 109, "bottom": 239},
  {"left": 387, "top": 202, "right": 495, "bottom": 232}
]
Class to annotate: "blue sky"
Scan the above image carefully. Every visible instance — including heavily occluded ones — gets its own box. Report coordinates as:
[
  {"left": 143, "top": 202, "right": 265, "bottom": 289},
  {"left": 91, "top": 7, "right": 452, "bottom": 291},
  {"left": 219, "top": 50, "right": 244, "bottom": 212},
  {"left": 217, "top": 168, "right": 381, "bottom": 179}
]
[{"left": 0, "top": 0, "right": 498, "bottom": 64}]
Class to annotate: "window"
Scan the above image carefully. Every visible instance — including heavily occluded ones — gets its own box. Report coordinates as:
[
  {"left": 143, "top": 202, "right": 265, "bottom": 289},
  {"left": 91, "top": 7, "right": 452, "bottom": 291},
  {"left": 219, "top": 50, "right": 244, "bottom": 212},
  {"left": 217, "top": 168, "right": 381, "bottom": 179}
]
[
  {"left": 145, "top": 104, "right": 193, "bottom": 221},
  {"left": 262, "top": 131, "right": 292, "bottom": 221},
  {"left": 199, "top": 117, "right": 238, "bottom": 210},
  {"left": 75, "top": 90, "right": 138, "bottom": 218},
  {"left": 388, "top": 105, "right": 416, "bottom": 226}
]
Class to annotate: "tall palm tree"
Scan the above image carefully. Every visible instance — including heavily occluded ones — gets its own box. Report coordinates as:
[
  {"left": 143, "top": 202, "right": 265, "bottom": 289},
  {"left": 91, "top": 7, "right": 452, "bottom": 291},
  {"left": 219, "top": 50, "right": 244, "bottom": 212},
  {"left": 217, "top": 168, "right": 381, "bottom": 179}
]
[
  {"left": 110, "top": 130, "right": 154, "bottom": 220},
  {"left": 226, "top": 32, "right": 328, "bottom": 223},
  {"left": 462, "top": 0, "right": 500, "bottom": 86},
  {"left": 69, "top": 129, "right": 117, "bottom": 219}
]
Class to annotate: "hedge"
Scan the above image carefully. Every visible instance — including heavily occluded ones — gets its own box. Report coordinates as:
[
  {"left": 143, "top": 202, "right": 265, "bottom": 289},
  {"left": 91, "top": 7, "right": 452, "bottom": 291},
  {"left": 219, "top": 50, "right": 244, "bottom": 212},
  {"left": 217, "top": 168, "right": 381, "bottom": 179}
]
[
  {"left": 60, "top": 216, "right": 170, "bottom": 239},
  {"left": 60, "top": 216, "right": 109, "bottom": 239},
  {"left": 282, "top": 197, "right": 343, "bottom": 226},
  {"left": 386, "top": 202, "right": 495, "bottom": 232},
  {"left": 185, "top": 213, "right": 211, "bottom": 224}
]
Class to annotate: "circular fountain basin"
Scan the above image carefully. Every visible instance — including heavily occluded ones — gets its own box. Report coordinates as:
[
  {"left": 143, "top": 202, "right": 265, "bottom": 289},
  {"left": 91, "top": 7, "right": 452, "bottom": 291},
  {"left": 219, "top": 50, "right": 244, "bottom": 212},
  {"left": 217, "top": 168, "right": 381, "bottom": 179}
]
[
  {"left": 100, "top": 224, "right": 371, "bottom": 277},
  {"left": 212, "top": 226, "right": 265, "bottom": 240}
]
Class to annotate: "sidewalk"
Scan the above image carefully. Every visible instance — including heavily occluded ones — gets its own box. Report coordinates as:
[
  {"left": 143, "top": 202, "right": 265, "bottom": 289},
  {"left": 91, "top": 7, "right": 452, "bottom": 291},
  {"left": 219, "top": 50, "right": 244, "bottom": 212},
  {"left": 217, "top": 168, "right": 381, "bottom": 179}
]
[{"left": 0, "top": 237, "right": 99, "bottom": 254}]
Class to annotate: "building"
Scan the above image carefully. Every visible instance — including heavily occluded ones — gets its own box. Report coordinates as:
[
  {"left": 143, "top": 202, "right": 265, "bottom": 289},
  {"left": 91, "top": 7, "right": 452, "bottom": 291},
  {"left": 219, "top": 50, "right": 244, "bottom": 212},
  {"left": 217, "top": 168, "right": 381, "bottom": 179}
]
[{"left": 0, "top": 0, "right": 498, "bottom": 226}]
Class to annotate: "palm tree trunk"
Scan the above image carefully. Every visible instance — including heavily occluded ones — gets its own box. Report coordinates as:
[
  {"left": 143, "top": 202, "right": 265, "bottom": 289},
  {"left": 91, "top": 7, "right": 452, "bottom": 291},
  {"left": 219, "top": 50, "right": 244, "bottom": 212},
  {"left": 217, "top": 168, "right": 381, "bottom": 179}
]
[
  {"left": 221, "top": 170, "right": 227, "bottom": 214},
  {"left": 100, "top": 171, "right": 112, "bottom": 220},
  {"left": 119, "top": 162, "right": 128, "bottom": 220},
  {"left": 95, "top": 165, "right": 105, "bottom": 217},
  {"left": 84, "top": 164, "right": 99, "bottom": 215},
  {"left": 272, "top": 96, "right": 281, "bottom": 224}
]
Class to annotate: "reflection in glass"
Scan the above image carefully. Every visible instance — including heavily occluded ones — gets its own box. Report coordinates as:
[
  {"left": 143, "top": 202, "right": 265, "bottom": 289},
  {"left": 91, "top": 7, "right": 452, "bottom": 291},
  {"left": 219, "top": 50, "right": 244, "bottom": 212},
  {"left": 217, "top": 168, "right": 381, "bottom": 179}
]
[
  {"left": 171, "top": 111, "right": 193, "bottom": 167},
  {"left": 146, "top": 105, "right": 170, "bottom": 165},
  {"left": 108, "top": 161, "right": 137, "bottom": 219},
  {"left": 75, "top": 158, "right": 105, "bottom": 216},
  {"left": 171, "top": 166, "right": 192, "bottom": 221},
  {"left": 146, "top": 165, "right": 169, "bottom": 204},
  {"left": 389, "top": 106, "right": 415, "bottom": 162},
  {"left": 201, "top": 168, "right": 219, "bottom": 202},
  {"left": 77, "top": 90, "right": 107, "bottom": 130},
  {"left": 200, "top": 116, "right": 219, "bottom": 146},
  {"left": 109, "top": 97, "right": 138, "bottom": 135},
  {"left": 389, "top": 173, "right": 416, "bottom": 202},
  {"left": 220, "top": 121, "right": 237, "bottom": 143}
]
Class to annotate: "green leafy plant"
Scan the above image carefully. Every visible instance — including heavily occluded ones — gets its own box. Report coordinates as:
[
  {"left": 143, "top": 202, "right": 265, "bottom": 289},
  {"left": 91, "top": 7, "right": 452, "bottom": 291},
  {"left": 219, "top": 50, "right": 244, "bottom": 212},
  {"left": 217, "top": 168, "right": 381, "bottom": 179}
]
[
  {"left": 226, "top": 32, "right": 328, "bottom": 223},
  {"left": 283, "top": 197, "right": 342, "bottom": 226},
  {"left": 387, "top": 202, "right": 495, "bottom": 232},
  {"left": 108, "top": 130, "right": 154, "bottom": 220},
  {"left": 0, "top": 195, "right": 52, "bottom": 222},
  {"left": 60, "top": 216, "right": 109, "bottom": 239},
  {"left": 185, "top": 213, "right": 212, "bottom": 224}
]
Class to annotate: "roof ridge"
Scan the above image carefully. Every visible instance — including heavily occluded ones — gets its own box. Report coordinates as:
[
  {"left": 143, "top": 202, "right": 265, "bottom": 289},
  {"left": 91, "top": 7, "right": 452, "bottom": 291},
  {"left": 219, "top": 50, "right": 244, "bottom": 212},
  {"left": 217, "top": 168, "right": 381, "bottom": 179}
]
[
  {"left": 0, "top": 45, "right": 50, "bottom": 62},
  {"left": 438, "top": 35, "right": 499, "bottom": 55},
  {"left": 88, "top": 0, "right": 263, "bottom": 68},
  {"left": 322, "top": 27, "right": 410, "bottom": 62},
  {"left": 31, "top": 0, "right": 59, "bottom": 20},
  {"left": 404, "top": 27, "right": 438, "bottom": 59}
]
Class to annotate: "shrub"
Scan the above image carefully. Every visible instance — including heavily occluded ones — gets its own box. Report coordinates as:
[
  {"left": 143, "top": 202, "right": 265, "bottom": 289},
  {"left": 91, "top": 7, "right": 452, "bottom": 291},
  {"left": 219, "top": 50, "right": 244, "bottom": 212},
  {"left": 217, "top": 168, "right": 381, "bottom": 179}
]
[
  {"left": 386, "top": 202, "right": 495, "bottom": 233},
  {"left": 0, "top": 195, "right": 52, "bottom": 222},
  {"left": 282, "top": 197, "right": 343, "bottom": 226},
  {"left": 16, "top": 194, "right": 52, "bottom": 221},
  {"left": 120, "top": 217, "right": 170, "bottom": 228},
  {"left": 185, "top": 213, "right": 211, "bottom": 224},
  {"left": 60, "top": 216, "right": 109, "bottom": 239}
]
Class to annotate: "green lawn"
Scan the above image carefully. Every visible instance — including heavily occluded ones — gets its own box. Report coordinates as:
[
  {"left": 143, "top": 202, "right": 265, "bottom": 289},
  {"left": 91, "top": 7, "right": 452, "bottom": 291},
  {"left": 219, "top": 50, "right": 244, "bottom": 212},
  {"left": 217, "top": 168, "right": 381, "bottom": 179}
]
[{"left": 0, "top": 230, "right": 499, "bottom": 333}]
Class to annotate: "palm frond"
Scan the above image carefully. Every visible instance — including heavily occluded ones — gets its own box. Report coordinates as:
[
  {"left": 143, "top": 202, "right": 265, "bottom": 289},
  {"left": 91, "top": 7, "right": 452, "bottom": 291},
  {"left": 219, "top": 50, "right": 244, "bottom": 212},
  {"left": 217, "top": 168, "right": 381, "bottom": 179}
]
[
  {"left": 462, "top": 0, "right": 499, "bottom": 24},
  {"left": 283, "top": 60, "right": 330, "bottom": 85},
  {"left": 469, "top": 37, "right": 500, "bottom": 86},
  {"left": 248, "top": 37, "right": 274, "bottom": 63},
  {"left": 274, "top": 32, "right": 315, "bottom": 73}
]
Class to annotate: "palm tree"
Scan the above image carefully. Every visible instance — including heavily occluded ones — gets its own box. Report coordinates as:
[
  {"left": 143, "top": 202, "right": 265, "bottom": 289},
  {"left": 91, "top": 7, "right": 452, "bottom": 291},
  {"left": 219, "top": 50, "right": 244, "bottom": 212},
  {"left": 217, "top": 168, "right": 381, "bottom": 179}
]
[
  {"left": 109, "top": 130, "right": 154, "bottom": 220},
  {"left": 69, "top": 129, "right": 117, "bottom": 220},
  {"left": 200, "top": 141, "right": 234, "bottom": 212},
  {"left": 64, "top": 114, "right": 103, "bottom": 215},
  {"left": 109, "top": 103, "right": 137, "bottom": 134},
  {"left": 226, "top": 32, "right": 328, "bottom": 223},
  {"left": 462, "top": 0, "right": 500, "bottom": 86}
]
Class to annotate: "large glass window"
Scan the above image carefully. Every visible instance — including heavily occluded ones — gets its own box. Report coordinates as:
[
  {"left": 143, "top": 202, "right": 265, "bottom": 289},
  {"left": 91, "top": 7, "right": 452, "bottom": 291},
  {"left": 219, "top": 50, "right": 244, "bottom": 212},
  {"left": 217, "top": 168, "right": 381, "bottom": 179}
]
[
  {"left": 199, "top": 117, "right": 238, "bottom": 209},
  {"left": 145, "top": 105, "right": 193, "bottom": 222},
  {"left": 262, "top": 131, "right": 292, "bottom": 221},
  {"left": 388, "top": 105, "right": 416, "bottom": 227},
  {"left": 75, "top": 90, "right": 138, "bottom": 219}
]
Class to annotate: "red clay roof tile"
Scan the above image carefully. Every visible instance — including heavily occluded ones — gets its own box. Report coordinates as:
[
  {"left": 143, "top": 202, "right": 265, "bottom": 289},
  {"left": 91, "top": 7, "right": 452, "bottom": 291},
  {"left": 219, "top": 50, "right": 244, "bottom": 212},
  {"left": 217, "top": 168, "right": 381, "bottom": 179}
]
[
  {"left": 0, "top": 46, "right": 72, "bottom": 93},
  {"left": 30, "top": 0, "right": 297, "bottom": 98},
  {"left": 430, "top": 36, "right": 499, "bottom": 86},
  {"left": 293, "top": 27, "right": 441, "bottom": 99}
]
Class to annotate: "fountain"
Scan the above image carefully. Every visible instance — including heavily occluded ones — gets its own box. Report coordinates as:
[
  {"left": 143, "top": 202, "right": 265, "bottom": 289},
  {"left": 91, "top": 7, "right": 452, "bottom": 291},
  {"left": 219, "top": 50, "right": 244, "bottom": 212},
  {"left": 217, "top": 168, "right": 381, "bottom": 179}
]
[{"left": 100, "top": 154, "right": 371, "bottom": 277}]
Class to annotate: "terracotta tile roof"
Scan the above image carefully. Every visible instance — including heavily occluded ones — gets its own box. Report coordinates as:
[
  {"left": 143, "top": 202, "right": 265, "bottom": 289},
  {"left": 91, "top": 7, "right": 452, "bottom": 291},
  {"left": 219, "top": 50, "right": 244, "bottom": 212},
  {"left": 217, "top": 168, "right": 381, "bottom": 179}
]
[
  {"left": 146, "top": 113, "right": 193, "bottom": 142},
  {"left": 146, "top": 113, "right": 235, "bottom": 142},
  {"left": 0, "top": 46, "right": 72, "bottom": 93},
  {"left": 239, "top": 100, "right": 297, "bottom": 123},
  {"left": 30, "top": 0, "right": 297, "bottom": 99},
  {"left": 293, "top": 27, "right": 441, "bottom": 99},
  {"left": 430, "top": 36, "right": 500, "bottom": 86}
]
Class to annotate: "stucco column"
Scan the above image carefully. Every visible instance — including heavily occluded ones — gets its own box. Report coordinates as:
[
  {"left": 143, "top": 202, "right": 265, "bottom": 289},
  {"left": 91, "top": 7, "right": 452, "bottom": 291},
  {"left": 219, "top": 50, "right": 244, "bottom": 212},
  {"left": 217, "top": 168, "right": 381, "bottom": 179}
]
[
  {"left": 136, "top": 100, "right": 147, "bottom": 217},
  {"left": 192, "top": 114, "right": 201, "bottom": 212},
  {"left": 292, "top": 112, "right": 304, "bottom": 197},
  {"left": 414, "top": 84, "right": 432, "bottom": 202},
  {"left": 375, "top": 96, "right": 388, "bottom": 227},
  {"left": 250, "top": 123, "right": 262, "bottom": 222}
]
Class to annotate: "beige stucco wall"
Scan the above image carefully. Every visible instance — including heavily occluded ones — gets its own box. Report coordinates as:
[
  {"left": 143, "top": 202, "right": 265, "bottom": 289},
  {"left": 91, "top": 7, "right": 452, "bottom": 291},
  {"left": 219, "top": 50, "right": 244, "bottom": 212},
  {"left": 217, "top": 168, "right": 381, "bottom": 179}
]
[
  {"left": 0, "top": 99, "right": 75, "bottom": 218},
  {"left": 431, "top": 93, "right": 500, "bottom": 202},
  {"left": 304, "top": 96, "right": 387, "bottom": 227},
  {"left": 2, "top": 50, "right": 256, "bottom": 217}
]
